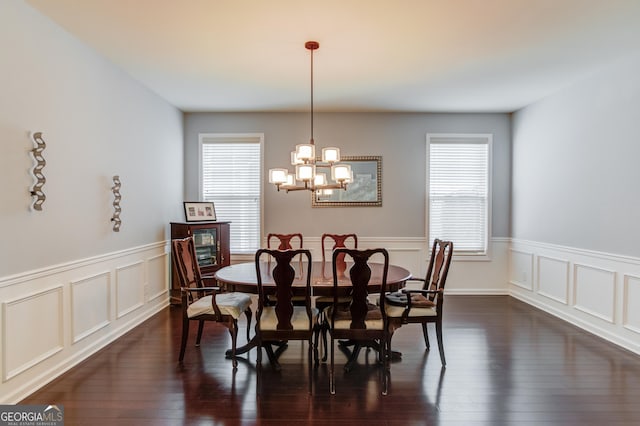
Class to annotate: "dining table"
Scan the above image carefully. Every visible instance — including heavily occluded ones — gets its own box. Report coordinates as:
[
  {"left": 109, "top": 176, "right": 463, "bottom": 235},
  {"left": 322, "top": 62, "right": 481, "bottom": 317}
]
[{"left": 214, "top": 260, "right": 412, "bottom": 368}]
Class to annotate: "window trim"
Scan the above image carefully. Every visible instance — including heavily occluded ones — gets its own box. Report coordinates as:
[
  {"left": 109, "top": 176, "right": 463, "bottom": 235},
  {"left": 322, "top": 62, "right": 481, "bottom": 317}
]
[
  {"left": 426, "top": 133, "right": 492, "bottom": 261},
  {"left": 198, "top": 133, "right": 264, "bottom": 255}
]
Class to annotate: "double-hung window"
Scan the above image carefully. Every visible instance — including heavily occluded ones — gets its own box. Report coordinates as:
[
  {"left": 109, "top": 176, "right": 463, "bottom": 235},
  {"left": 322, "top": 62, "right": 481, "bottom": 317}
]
[
  {"left": 199, "top": 133, "right": 263, "bottom": 255},
  {"left": 427, "top": 134, "right": 492, "bottom": 257}
]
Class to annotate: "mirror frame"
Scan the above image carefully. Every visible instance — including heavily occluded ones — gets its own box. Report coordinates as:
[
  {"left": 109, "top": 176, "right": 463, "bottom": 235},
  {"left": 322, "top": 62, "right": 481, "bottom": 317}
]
[{"left": 311, "top": 155, "right": 382, "bottom": 207}]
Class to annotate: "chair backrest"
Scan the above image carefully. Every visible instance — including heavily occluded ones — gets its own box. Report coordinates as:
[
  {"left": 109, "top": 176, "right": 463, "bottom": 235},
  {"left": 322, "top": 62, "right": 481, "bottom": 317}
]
[
  {"left": 423, "top": 239, "right": 454, "bottom": 304},
  {"left": 332, "top": 248, "right": 389, "bottom": 329},
  {"left": 267, "top": 233, "right": 304, "bottom": 250},
  {"left": 321, "top": 233, "right": 358, "bottom": 262},
  {"left": 255, "top": 248, "right": 313, "bottom": 330},
  {"left": 171, "top": 237, "right": 203, "bottom": 291}
]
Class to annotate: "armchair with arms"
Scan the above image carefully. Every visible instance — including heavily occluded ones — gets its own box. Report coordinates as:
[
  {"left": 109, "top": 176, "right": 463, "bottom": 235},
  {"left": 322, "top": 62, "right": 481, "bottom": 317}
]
[
  {"left": 385, "top": 239, "right": 453, "bottom": 365},
  {"left": 171, "top": 237, "right": 252, "bottom": 369}
]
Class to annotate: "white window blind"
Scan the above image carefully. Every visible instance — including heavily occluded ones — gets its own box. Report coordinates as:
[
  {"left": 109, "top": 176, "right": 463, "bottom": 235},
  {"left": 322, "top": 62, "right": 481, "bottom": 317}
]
[
  {"left": 201, "top": 135, "right": 262, "bottom": 254},
  {"left": 427, "top": 134, "right": 491, "bottom": 255}
]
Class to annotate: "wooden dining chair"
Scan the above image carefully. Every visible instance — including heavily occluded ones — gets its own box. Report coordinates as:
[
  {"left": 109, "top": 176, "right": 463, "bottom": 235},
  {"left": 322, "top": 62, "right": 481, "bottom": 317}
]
[
  {"left": 321, "top": 233, "right": 358, "bottom": 262},
  {"left": 267, "top": 233, "right": 304, "bottom": 250},
  {"left": 317, "top": 233, "right": 358, "bottom": 360},
  {"left": 325, "top": 247, "right": 391, "bottom": 395},
  {"left": 385, "top": 239, "right": 453, "bottom": 365},
  {"left": 171, "top": 237, "right": 253, "bottom": 369},
  {"left": 254, "top": 248, "right": 319, "bottom": 395},
  {"left": 266, "top": 233, "right": 305, "bottom": 306}
]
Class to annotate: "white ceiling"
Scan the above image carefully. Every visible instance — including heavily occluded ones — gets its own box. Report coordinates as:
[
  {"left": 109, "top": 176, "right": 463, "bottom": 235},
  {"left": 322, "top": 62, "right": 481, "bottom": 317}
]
[{"left": 26, "top": 0, "right": 640, "bottom": 113}]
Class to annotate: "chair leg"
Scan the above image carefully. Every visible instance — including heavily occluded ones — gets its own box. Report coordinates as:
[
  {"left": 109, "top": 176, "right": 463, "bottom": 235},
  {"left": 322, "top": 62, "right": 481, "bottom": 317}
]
[
  {"left": 381, "top": 335, "right": 389, "bottom": 396},
  {"left": 321, "top": 321, "right": 329, "bottom": 362},
  {"left": 195, "top": 320, "right": 205, "bottom": 346},
  {"left": 313, "top": 324, "right": 320, "bottom": 367},
  {"left": 307, "top": 337, "right": 313, "bottom": 395},
  {"left": 256, "top": 336, "right": 262, "bottom": 396},
  {"left": 435, "top": 320, "right": 446, "bottom": 366},
  {"left": 422, "top": 323, "right": 430, "bottom": 350},
  {"left": 244, "top": 308, "right": 252, "bottom": 341},
  {"left": 387, "top": 331, "right": 395, "bottom": 363},
  {"left": 330, "top": 336, "right": 336, "bottom": 395},
  {"left": 178, "top": 317, "right": 190, "bottom": 363},
  {"left": 229, "top": 320, "right": 239, "bottom": 370}
]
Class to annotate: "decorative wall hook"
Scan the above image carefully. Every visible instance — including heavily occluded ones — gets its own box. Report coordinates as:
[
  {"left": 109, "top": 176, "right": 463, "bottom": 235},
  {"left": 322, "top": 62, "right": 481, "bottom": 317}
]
[
  {"left": 111, "top": 175, "right": 122, "bottom": 232},
  {"left": 29, "top": 132, "right": 47, "bottom": 211}
]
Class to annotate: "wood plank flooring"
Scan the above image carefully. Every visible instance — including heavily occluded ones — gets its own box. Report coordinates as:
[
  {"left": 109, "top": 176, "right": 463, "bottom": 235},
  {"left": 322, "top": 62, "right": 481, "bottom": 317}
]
[{"left": 21, "top": 296, "right": 640, "bottom": 425}]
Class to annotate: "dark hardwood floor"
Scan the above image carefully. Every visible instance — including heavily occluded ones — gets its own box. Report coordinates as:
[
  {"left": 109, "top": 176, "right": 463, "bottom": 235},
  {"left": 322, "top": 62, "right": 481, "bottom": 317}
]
[{"left": 21, "top": 295, "right": 640, "bottom": 425}]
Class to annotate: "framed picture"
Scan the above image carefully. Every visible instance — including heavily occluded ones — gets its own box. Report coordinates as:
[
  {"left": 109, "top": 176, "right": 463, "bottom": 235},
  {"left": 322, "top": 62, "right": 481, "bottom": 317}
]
[
  {"left": 312, "top": 156, "right": 382, "bottom": 207},
  {"left": 183, "top": 201, "right": 217, "bottom": 222}
]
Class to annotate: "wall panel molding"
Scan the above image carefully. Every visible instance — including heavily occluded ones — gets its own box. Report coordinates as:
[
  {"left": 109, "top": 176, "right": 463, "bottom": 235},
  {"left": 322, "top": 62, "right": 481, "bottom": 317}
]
[
  {"left": 70, "top": 272, "right": 111, "bottom": 344},
  {"left": 509, "top": 249, "right": 534, "bottom": 290},
  {"left": 2, "top": 286, "right": 63, "bottom": 381},
  {"left": 623, "top": 274, "right": 640, "bottom": 334},
  {"left": 147, "top": 253, "right": 169, "bottom": 302},
  {"left": 537, "top": 255, "right": 570, "bottom": 304},
  {"left": 573, "top": 263, "right": 616, "bottom": 323},
  {"left": 115, "top": 261, "right": 145, "bottom": 319}
]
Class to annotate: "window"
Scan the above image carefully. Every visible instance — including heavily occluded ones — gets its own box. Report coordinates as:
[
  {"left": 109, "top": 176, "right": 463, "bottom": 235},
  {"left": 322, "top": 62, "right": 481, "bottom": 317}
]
[
  {"left": 427, "top": 134, "right": 491, "bottom": 256},
  {"left": 200, "top": 134, "right": 263, "bottom": 255}
]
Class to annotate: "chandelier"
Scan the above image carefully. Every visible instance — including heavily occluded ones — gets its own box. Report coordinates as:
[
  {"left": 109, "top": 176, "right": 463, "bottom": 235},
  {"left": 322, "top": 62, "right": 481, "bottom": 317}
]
[{"left": 268, "top": 41, "right": 352, "bottom": 194}]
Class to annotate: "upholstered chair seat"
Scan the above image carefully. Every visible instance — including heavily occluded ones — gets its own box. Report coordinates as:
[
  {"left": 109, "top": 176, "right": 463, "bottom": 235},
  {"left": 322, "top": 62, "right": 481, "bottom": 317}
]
[
  {"left": 187, "top": 293, "right": 252, "bottom": 319},
  {"left": 259, "top": 306, "right": 319, "bottom": 331}
]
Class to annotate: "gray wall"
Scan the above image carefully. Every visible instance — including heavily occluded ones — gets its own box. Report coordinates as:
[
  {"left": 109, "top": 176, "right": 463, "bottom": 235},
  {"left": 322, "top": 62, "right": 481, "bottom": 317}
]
[
  {"left": 512, "top": 53, "right": 640, "bottom": 258},
  {"left": 185, "top": 112, "right": 511, "bottom": 239},
  {"left": 0, "top": 1, "right": 184, "bottom": 277}
]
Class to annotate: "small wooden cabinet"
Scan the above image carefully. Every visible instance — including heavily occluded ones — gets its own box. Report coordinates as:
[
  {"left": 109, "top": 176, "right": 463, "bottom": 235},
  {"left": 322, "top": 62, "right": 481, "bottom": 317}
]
[{"left": 170, "top": 221, "right": 231, "bottom": 304}]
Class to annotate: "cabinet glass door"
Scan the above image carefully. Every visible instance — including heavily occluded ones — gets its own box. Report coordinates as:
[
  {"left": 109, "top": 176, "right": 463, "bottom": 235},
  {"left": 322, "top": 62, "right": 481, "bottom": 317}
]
[{"left": 193, "top": 228, "right": 218, "bottom": 267}]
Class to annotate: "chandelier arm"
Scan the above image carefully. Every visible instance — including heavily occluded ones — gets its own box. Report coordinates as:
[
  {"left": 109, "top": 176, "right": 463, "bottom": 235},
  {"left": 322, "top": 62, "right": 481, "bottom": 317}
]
[{"left": 280, "top": 182, "right": 347, "bottom": 193}]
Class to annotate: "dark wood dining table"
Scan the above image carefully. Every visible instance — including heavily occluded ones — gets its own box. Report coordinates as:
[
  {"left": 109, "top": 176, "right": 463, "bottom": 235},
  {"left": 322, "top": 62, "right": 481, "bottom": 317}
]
[{"left": 214, "top": 260, "right": 412, "bottom": 368}]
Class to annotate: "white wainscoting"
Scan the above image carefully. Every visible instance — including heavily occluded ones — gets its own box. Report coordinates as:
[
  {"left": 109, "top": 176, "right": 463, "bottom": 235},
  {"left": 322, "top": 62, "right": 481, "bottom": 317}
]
[
  {"left": 510, "top": 239, "right": 640, "bottom": 356},
  {"left": 0, "top": 242, "right": 170, "bottom": 403}
]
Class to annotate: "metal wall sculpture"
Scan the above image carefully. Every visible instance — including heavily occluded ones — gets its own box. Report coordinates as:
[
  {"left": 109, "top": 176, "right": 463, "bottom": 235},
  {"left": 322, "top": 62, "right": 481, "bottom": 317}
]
[
  {"left": 29, "top": 132, "right": 47, "bottom": 211},
  {"left": 111, "top": 175, "right": 122, "bottom": 232}
]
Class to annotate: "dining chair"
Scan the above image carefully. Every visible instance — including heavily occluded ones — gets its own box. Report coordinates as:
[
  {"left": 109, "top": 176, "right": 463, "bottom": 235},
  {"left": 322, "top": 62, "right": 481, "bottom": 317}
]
[
  {"left": 385, "top": 239, "right": 453, "bottom": 365},
  {"left": 320, "top": 233, "right": 358, "bottom": 262},
  {"left": 254, "top": 248, "right": 319, "bottom": 395},
  {"left": 317, "top": 233, "right": 358, "bottom": 360},
  {"left": 265, "top": 233, "right": 305, "bottom": 306},
  {"left": 325, "top": 247, "right": 391, "bottom": 395},
  {"left": 171, "top": 237, "right": 253, "bottom": 369},
  {"left": 267, "top": 233, "right": 304, "bottom": 250}
]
